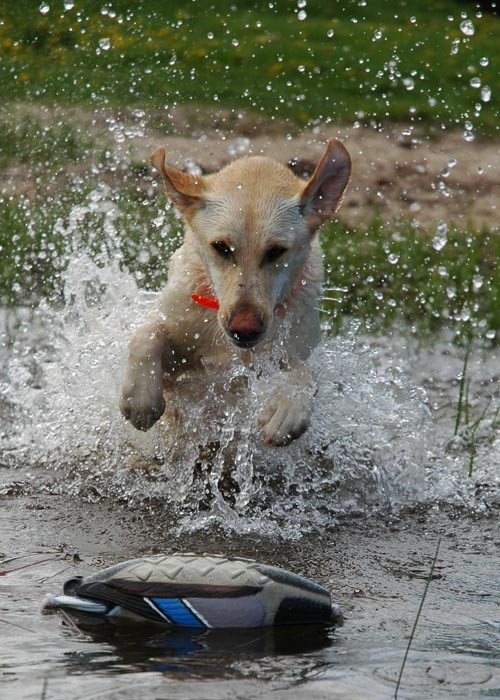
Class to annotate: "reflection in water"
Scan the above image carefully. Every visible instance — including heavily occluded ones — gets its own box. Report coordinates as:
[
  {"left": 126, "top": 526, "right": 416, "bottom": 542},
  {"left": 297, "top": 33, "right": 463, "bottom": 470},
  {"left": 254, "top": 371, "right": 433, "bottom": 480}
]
[{"left": 59, "top": 616, "right": 336, "bottom": 678}]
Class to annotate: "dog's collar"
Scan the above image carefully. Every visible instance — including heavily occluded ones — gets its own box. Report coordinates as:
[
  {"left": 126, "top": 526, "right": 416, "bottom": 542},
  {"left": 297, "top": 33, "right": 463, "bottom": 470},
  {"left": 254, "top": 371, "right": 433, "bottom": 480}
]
[{"left": 191, "top": 293, "right": 219, "bottom": 310}]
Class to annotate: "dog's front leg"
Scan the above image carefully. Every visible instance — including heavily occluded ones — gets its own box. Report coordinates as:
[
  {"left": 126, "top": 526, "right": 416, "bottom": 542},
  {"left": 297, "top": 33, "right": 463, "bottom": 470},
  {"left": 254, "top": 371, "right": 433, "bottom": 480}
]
[
  {"left": 258, "top": 365, "right": 316, "bottom": 447},
  {"left": 120, "top": 321, "right": 182, "bottom": 431}
]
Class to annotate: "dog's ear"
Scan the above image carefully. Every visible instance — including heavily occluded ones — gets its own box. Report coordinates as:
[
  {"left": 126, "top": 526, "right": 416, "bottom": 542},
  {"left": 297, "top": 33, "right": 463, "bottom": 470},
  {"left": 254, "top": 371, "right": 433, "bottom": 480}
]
[
  {"left": 151, "top": 148, "right": 206, "bottom": 214},
  {"left": 300, "top": 139, "right": 351, "bottom": 232}
]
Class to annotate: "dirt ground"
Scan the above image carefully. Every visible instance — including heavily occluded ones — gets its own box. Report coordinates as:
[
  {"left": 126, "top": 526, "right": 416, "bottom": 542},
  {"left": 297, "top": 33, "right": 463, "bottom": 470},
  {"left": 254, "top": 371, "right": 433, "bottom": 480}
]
[
  {"left": 135, "top": 120, "right": 500, "bottom": 231},
  {"left": 3, "top": 103, "right": 499, "bottom": 231}
]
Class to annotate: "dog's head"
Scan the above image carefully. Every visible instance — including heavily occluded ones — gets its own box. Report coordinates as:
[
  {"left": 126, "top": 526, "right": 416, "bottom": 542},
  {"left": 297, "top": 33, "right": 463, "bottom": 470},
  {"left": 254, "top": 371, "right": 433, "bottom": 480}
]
[{"left": 151, "top": 140, "right": 350, "bottom": 349}]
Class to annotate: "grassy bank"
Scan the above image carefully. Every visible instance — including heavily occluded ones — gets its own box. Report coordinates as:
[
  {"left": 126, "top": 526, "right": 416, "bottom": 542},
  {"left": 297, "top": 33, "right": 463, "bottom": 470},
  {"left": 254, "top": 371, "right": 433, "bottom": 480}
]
[{"left": 0, "top": 0, "right": 498, "bottom": 135}]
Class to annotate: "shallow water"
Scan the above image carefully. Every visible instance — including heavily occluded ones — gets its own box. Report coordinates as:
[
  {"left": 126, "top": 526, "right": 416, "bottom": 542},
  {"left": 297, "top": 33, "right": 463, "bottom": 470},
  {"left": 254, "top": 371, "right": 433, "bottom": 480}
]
[
  {"left": 0, "top": 499, "right": 499, "bottom": 699},
  {"left": 1, "top": 255, "right": 499, "bottom": 698}
]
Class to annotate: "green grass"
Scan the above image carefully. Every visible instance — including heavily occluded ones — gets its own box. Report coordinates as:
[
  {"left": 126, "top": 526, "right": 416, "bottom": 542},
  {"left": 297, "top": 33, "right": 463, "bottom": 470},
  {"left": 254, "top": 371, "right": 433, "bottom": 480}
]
[
  {"left": 0, "top": 0, "right": 498, "bottom": 135},
  {"left": 321, "top": 217, "right": 500, "bottom": 340},
  {"left": 0, "top": 114, "right": 93, "bottom": 170},
  {"left": 452, "top": 344, "right": 500, "bottom": 477},
  {"left": 0, "top": 180, "right": 180, "bottom": 305}
]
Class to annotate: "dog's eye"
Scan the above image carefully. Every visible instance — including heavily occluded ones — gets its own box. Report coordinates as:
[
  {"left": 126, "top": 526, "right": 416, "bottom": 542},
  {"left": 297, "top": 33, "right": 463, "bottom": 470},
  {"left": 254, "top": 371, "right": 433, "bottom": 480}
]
[
  {"left": 211, "top": 241, "right": 233, "bottom": 259},
  {"left": 264, "top": 246, "right": 287, "bottom": 264}
]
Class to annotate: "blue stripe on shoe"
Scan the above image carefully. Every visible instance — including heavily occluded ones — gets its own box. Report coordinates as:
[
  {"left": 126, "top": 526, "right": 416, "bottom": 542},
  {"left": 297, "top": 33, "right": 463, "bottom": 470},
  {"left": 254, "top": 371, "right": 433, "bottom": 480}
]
[{"left": 150, "top": 597, "right": 205, "bottom": 628}]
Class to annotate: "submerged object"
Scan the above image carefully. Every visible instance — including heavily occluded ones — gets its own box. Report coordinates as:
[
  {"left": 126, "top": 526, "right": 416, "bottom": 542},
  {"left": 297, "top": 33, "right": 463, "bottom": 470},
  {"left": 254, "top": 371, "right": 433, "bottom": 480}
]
[{"left": 45, "top": 553, "right": 342, "bottom": 629}]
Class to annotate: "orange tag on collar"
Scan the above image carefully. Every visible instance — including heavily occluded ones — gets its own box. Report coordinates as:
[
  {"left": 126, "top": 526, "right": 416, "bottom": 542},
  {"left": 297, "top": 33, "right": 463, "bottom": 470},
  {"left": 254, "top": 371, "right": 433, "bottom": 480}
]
[{"left": 191, "top": 294, "right": 220, "bottom": 310}]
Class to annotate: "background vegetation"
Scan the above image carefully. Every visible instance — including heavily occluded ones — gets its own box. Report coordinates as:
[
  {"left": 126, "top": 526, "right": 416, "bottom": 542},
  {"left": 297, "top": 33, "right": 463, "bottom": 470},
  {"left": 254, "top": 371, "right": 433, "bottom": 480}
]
[
  {"left": 0, "top": 0, "right": 497, "bottom": 132},
  {"left": 0, "top": 0, "right": 498, "bottom": 342}
]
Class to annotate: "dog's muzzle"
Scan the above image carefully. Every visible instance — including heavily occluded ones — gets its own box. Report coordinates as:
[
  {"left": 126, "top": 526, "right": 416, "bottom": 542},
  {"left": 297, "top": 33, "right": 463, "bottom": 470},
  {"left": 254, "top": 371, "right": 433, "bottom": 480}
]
[{"left": 227, "top": 310, "right": 265, "bottom": 348}]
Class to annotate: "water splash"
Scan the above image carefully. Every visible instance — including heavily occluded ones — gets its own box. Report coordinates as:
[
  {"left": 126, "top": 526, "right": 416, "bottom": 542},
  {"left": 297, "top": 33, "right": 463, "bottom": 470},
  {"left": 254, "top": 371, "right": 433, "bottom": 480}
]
[{"left": 1, "top": 201, "right": 498, "bottom": 537}]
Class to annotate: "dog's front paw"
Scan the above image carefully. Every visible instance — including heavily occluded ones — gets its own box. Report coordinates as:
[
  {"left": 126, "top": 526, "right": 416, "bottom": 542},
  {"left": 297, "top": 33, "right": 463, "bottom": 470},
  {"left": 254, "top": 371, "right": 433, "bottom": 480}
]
[
  {"left": 258, "top": 393, "right": 311, "bottom": 447},
  {"left": 120, "top": 373, "right": 166, "bottom": 431}
]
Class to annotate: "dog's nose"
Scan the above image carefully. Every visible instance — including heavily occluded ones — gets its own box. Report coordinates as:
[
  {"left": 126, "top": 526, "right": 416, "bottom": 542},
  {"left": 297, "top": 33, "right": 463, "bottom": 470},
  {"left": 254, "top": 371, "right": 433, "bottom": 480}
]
[{"left": 228, "top": 310, "right": 265, "bottom": 348}]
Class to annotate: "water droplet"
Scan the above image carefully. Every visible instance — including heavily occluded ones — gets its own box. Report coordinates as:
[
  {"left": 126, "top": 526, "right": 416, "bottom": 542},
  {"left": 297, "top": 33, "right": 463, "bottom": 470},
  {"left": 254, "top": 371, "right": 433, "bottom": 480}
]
[
  {"left": 327, "top": 28, "right": 334, "bottom": 38},
  {"left": 207, "top": 32, "right": 214, "bottom": 40},
  {"left": 298, "top": 9, "right": 307, "bottom": 20},
  {"left": 63, "top": 0, "right": 74, "bottom": 9},
  {"left": 479, "top": 57, "right": 489, "bottom": 67},
  {"left": 373, "top": 29, "right": 383, "bottom": 40},
  {"left": 297, "top": 0, "right": 307, "bottom": 7},
  {"left": 388, "top": 253, "right": 400, "bottom": 265},
  {"left": 39, "top": 2, "right": 50, "bottom": 14},
  {"left": 480, "top": 85, "right": 491, "bottom": 102},
  {"left": 472, "top": 274, "right": 484, "bottom": 290},
  {"left": 99, "top": 37, "right": 111, "bottom": 51},
  {"left": 470, "top": 77, "right": 481, "bottom": 88},
  {"left": 231, "top": 38, "right": 239, "bottom": 47},
  {"left": 447, "top": 158, "right": 457, "bottom": 168},
  {"left": 403, "top": 78, "right": 414, "bottom": 91},
  {"left": 460, "top": 20, "right": 475, "bottom": 36},
  {"left": 433, "top": 222, "right": 448, "bottom": 251}
]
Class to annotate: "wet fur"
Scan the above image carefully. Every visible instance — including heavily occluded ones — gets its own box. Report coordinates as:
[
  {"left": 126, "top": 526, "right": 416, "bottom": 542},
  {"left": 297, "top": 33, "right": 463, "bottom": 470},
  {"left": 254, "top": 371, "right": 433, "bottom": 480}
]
[{"left": 121, "top": 139, "right": 351, "bottom": 446}]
